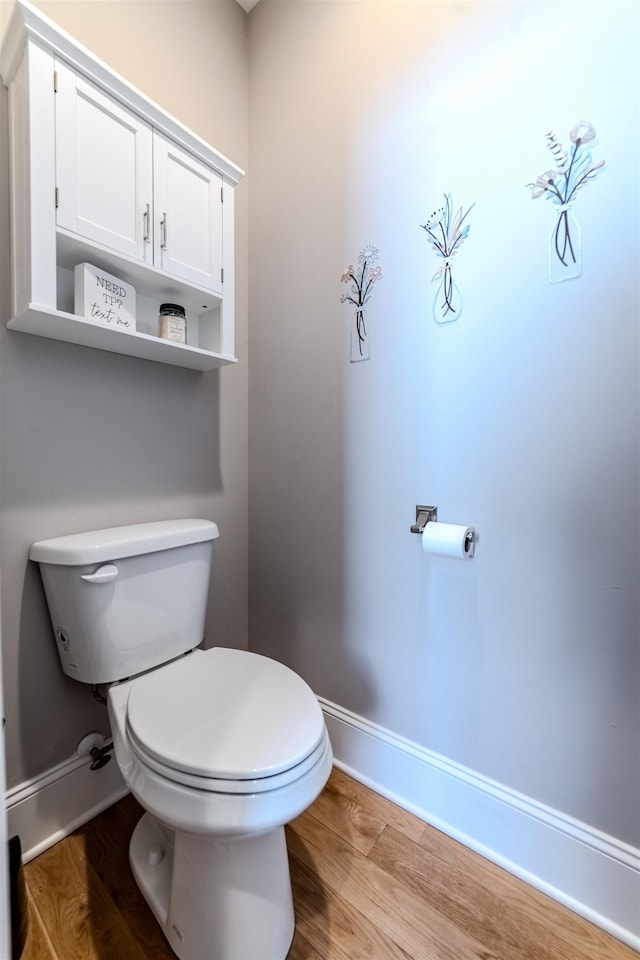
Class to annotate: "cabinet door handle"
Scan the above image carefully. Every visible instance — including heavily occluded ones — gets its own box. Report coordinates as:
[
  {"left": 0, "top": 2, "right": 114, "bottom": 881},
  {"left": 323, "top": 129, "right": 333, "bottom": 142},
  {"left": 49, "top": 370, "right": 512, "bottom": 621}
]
[
  {"left": 160, "top": 212, "right": 167, "bottom": 250},
  {"left": 143, "top": 203, "right": 150, "bottom": 243}
]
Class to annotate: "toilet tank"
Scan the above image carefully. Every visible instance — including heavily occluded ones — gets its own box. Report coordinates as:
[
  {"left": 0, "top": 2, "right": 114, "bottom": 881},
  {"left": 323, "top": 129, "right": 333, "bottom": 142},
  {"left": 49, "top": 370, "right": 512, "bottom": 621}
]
[{"left": 29, "top": 519, "right": 219, "bottom": 685}]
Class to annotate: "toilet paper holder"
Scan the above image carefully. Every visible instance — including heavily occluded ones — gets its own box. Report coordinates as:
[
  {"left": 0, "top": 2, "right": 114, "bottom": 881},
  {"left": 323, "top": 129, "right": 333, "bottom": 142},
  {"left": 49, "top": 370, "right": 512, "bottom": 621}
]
[
  {"left": 411, "top": 504, "right": 477, "bottom": 555},
  {"left": 410, "top": 505, "right": 438, "bottom": 533}
]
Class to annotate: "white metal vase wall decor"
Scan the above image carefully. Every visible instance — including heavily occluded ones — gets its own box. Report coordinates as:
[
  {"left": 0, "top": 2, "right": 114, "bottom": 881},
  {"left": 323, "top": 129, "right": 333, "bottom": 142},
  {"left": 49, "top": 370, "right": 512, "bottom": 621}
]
[
  {"left": 340, "top": 245, "right": 383, "bottom": 362},
  {"left": 420, "top": 194, "right": 474, "bottom": 324},
  {"left": 526, "top": 121, "right": 605, "bottom": 283}
]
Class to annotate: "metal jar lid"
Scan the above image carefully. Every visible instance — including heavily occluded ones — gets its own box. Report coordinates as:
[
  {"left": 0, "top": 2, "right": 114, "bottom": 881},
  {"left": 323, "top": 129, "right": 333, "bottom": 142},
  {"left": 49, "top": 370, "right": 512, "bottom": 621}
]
[{"left": 159, "top": 303, "right": 186, "bottom": 317}]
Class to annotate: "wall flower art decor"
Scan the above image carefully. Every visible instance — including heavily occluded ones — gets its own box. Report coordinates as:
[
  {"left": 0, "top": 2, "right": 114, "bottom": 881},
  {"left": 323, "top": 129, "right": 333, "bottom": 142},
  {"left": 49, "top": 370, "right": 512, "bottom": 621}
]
[
  {"left": 340, "top": 245, "right": 383, "bottom": 362},
  {"left": 527, "top": 121, "right": 605, "bottom": 283},
  {"left": 420, "top": 194, "right": 474, "bottom": 324}
]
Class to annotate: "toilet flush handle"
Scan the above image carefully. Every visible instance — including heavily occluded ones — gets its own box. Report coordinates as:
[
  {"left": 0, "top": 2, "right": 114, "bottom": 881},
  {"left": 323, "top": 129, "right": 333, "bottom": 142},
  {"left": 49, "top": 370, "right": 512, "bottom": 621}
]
[{"left": 81, "top": 563, "right": 119, "bottom": 584}]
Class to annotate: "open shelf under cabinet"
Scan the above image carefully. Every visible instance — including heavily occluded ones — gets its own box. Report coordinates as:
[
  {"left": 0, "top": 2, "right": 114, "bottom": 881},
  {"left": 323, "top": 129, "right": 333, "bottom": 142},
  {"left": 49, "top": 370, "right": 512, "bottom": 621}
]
[{"left": 9, "top": 306, "right": 237, "bottom": 372}]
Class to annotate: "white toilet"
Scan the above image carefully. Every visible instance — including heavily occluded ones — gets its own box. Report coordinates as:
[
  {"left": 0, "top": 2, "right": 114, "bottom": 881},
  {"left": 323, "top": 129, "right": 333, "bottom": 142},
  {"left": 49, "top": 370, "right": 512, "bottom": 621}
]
[{"left": 29, "top": 519, "right": 332, "bottom": 960}]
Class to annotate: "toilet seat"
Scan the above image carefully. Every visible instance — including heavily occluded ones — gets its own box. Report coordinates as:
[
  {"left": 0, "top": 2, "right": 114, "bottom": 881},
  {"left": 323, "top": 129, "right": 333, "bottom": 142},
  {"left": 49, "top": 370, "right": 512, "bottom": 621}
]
[
  {"left": 128, "top": 725, "right": 331, "bottom": 795},
  {"left": 124, "top": 647, "right": 326, "bottom": 792}
]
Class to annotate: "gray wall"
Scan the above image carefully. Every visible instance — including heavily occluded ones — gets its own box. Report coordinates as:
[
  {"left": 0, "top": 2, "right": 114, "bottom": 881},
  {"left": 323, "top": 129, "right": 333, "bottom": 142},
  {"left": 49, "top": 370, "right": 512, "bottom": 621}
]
[
  {"left": 248, "top": 0, "right": 640, "bottom": 845},
  {"left": 0, "top": 0, "right": 249, "bottom": 788}
]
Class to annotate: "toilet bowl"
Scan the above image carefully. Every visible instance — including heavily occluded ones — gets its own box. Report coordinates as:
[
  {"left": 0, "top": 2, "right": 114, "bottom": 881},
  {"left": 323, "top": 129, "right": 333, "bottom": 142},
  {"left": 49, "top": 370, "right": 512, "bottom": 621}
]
[
  {"left": 108, "top": 647, "right": 332, "bottom": 960},
  {"left": 29, "top": 520, "right": 333, "bottom": 960}
]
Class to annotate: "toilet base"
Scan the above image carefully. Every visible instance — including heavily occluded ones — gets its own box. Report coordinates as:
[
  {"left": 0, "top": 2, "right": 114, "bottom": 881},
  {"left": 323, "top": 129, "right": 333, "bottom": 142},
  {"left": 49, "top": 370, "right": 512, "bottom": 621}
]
[{"left": 130, "top": 812, "right": 295, "bottom": 960}]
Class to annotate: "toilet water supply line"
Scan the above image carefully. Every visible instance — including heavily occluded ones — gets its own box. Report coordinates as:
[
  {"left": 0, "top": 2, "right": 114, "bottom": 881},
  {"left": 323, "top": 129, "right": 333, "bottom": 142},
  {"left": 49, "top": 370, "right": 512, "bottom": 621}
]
[{"left": 92, "top": 684, "right": 108, "bottom": 704}]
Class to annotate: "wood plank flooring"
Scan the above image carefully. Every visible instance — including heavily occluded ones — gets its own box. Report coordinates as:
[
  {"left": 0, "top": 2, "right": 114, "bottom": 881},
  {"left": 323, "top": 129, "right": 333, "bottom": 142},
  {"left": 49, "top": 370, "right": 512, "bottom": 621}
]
[{"left": 20, "top": 767, "right": 635, "bottom": 960}]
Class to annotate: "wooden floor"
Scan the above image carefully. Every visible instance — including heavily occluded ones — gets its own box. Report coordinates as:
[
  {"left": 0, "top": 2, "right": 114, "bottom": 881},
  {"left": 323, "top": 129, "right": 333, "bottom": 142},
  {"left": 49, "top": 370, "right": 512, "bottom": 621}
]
[{"left": 21, "top": 767, "right": 635, "bottom": 960}]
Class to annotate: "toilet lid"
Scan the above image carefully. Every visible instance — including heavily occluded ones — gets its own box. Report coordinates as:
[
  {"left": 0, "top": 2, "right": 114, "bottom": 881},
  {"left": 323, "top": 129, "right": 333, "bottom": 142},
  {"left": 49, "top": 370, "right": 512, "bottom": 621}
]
[{"left": 125, "top": 648, "right": 326, "bottom": 781}]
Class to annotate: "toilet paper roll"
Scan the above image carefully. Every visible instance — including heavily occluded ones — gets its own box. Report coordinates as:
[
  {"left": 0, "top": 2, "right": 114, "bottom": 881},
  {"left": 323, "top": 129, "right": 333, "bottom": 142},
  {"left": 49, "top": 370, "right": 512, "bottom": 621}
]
[{"left": 421, "top": 522, "right": 475, "bottom": 559}]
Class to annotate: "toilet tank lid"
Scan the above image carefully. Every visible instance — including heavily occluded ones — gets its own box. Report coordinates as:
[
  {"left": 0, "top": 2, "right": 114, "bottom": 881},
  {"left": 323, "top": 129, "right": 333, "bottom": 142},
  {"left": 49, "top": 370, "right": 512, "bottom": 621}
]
[{"left": 29, "top": 519, "right": 219, "bottom": 565}]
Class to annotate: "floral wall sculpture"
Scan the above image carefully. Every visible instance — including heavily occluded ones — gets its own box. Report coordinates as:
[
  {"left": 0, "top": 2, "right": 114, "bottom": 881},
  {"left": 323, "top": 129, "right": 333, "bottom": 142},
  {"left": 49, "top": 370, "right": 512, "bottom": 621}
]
[
  {"left": 340, "top": 245, "right": 383, "bottom": 362},
  {"left": 420, "top": 194, "right": 474, "bottom": 323},
  {"left": 527, "top": 121, "right": 605, "bottom": 283}
]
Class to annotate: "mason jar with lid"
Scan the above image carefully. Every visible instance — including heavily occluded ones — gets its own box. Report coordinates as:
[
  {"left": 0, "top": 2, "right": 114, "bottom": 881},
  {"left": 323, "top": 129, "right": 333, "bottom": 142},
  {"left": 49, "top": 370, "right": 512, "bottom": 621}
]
[{"left": 158, "top": 303, "right": 186, "bottom": 344}]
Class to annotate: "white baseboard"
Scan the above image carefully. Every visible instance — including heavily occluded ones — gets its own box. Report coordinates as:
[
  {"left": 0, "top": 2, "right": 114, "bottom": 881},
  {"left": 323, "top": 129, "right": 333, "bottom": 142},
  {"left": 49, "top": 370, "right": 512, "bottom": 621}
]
[
  {"left": 320, "top": 697, "right": 640, "bottom": 952},
  {"left": 5, "top": 751, "right": 128, "bottom": 863}
]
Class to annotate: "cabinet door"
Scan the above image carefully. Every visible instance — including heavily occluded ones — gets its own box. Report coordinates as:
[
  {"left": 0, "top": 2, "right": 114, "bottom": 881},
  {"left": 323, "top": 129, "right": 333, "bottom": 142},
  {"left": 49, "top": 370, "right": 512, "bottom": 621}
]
[
  {"left": 54, "top": 61, "right": 153, "bottom": 262},
  {"left": 153, "top": 132, "right": 223, "bottom": 295}
]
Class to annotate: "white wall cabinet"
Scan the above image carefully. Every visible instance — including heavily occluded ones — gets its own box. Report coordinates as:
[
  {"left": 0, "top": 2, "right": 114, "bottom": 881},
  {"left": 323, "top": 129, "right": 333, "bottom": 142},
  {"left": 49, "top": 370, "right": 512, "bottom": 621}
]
[{"left": 0, "top": 1, "right": 243, "bottom": 371}]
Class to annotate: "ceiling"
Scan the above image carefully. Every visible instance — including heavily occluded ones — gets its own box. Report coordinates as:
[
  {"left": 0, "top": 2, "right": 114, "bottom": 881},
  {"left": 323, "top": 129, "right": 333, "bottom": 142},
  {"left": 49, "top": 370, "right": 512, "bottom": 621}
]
[{"left": 236, "top": 0, "right": 261, "bottom": 11}]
